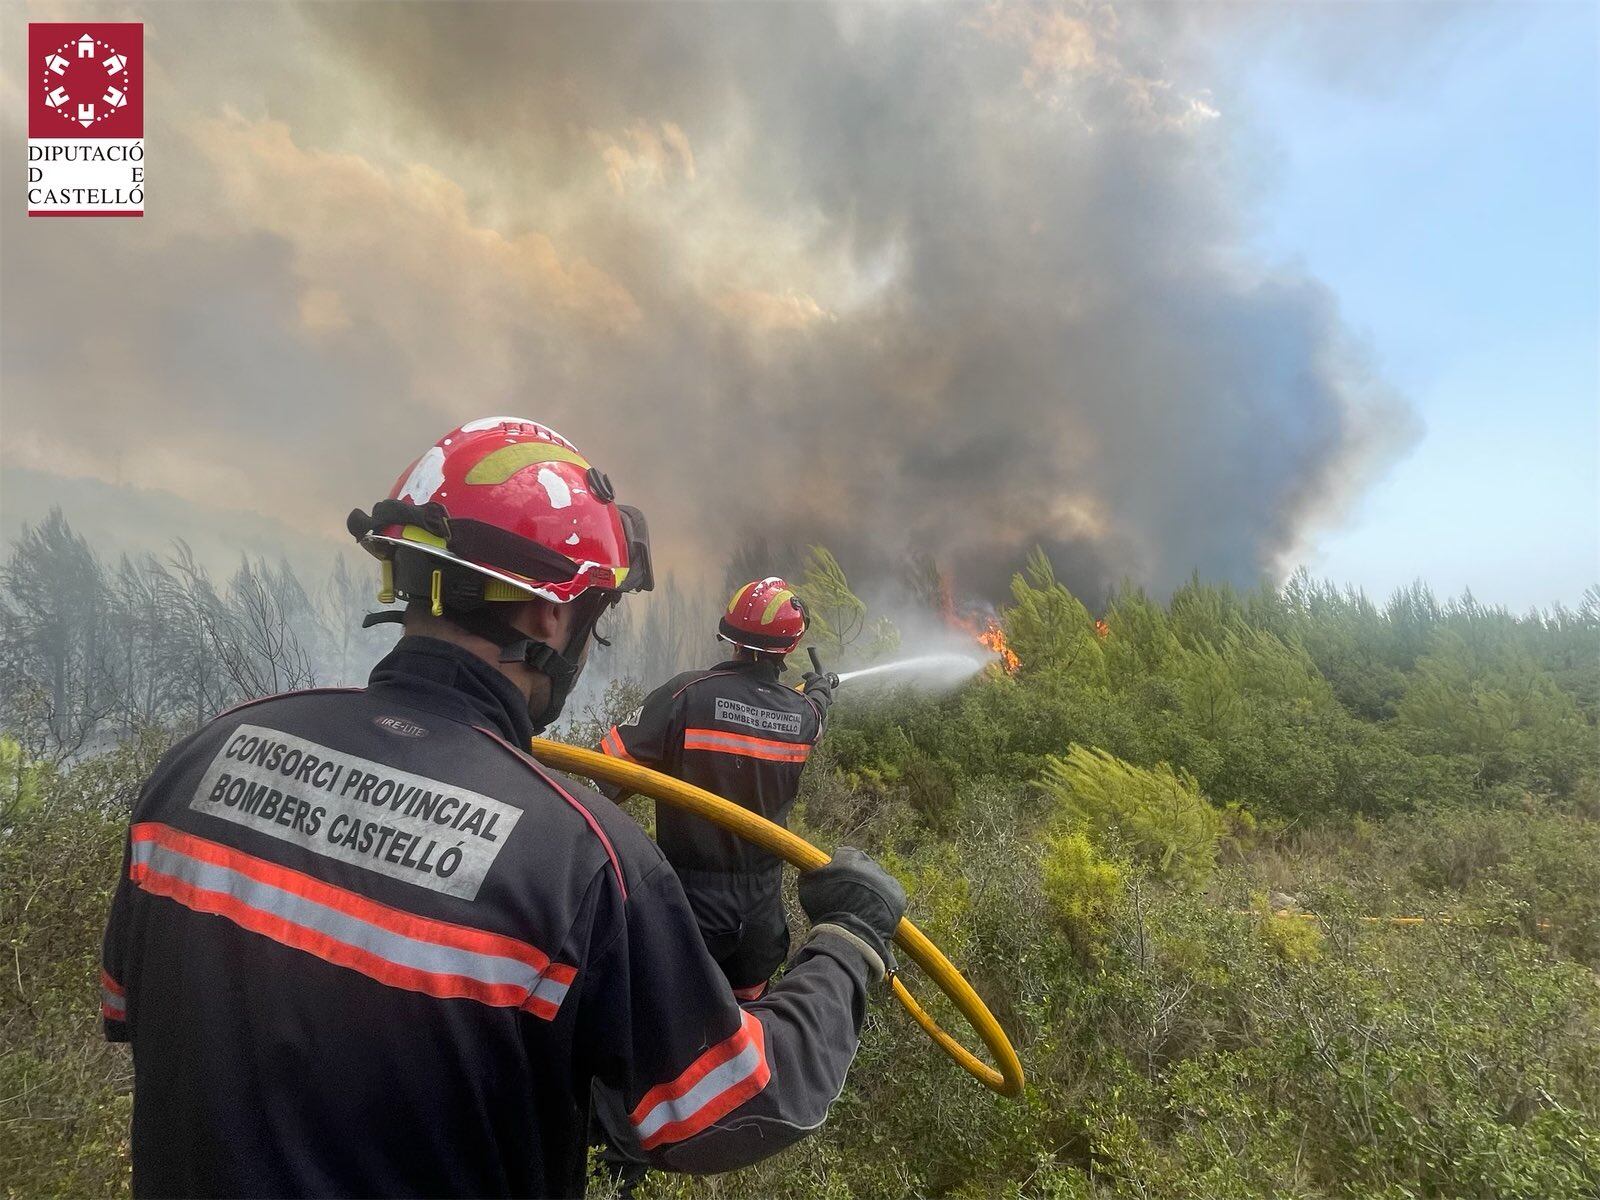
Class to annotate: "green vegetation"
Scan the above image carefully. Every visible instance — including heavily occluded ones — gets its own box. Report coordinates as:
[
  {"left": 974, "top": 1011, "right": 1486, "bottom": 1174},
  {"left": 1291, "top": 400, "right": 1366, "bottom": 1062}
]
[
  {"left": 645, "top": 566, "right": 1600, "bottom": 1199},
  {"left": 4, "top": 550, "right": 1598, "bottom": 1198},
  {"left": 1039, "top": 748, "right": 1221, "bottom": 886},
  {"left": 1, "top": 734, "right": 171, "bottom": 1199}
]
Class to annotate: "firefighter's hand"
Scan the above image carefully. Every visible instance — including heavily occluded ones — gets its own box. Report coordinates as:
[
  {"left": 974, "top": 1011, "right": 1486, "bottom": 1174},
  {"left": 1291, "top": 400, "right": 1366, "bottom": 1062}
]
[
  {"left": 800, "top": 670, "right": 839, "bottom": 715},
  {"left": 799, "top": 847, "right": 906, "bottom": 983}
]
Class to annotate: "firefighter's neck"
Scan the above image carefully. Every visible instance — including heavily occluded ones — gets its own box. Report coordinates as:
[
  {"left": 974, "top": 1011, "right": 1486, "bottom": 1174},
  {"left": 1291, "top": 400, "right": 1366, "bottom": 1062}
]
[
  {"left": 732, "top": 647, "right": 785, "bottom": 670},
  {"left": 404, "top": 602, "right": 573, "bottom": 711}
]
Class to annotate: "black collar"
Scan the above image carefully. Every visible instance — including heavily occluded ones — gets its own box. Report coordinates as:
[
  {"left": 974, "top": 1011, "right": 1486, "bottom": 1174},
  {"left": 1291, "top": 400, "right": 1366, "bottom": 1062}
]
[
  {"left": 366, "top": 636, "right": 533, "bottom": 746},
  {"left": 714, "top": 656, "right": 783, "bottom": 683}
]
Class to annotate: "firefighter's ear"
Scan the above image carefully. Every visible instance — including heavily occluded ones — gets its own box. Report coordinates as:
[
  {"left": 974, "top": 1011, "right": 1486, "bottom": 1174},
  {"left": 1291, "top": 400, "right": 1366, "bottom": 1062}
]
[{"left": 508, "top": 597, "right": 567, "bottom": 644}]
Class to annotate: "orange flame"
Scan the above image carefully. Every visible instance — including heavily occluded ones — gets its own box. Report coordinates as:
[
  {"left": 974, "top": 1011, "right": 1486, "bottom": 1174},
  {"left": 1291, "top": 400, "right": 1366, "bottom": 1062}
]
[
  {"left": 1094, "top": 619, "right": 1110, "bottom": 640},
  {"left": 935, "top": 567, "right": 1022, "bottom": 674},
  {"left": 978, "top": 618, "right": 1021, "bottom": 674}
]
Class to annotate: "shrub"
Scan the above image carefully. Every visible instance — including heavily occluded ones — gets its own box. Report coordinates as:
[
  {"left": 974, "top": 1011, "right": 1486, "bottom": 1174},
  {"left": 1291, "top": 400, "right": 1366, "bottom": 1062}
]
[
  {"left": 1248, "top": 893, "right": 1324, "bottom": 964},
  {"left": 1040, "top": 746, "right": 1223, "bottom": 886},
  {"left": 901, "top": 751, "right": 959, "bottom": 833},
  {"left": 0, "top": 748, "right": 146, "bottom": 1198},
  {"left": 0, "top": 735, "right": 54, "bottom": 820},
  {"left": 1040, "top": 831, "right": 1125, "bottom": 957}
]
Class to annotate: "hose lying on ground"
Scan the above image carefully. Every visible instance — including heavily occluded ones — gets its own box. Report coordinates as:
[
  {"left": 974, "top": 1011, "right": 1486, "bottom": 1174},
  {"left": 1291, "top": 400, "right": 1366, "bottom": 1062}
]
[{"left": 530, "top": 737, "right": 1026, "bottom": 1098}]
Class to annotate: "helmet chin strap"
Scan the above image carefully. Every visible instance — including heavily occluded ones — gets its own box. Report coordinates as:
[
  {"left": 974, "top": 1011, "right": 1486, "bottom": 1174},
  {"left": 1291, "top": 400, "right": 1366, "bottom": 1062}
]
[{"left": 446, "top": 601, "right": 605, "bottom": 735}]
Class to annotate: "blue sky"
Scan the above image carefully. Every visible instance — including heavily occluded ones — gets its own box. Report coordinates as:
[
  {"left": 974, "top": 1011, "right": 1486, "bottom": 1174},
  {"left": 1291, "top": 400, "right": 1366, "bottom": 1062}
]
[{"left": 1230, "top": 2, "right": 1598, "bottom": 611}]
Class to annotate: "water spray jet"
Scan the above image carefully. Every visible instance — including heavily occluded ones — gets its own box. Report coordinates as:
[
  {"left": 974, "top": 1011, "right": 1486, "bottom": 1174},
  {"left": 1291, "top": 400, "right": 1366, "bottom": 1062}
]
[{"left": 834, "top": 652, "right": 990, "bottom": 686}]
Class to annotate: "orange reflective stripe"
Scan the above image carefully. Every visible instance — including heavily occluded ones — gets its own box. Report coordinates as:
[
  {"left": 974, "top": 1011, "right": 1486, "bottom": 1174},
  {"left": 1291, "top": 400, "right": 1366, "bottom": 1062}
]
[
  {"left": 600, "top": 726, "right": 638, "bottom": 763},
  {"left": 683, "top": 728, "right": 811, "bottom": 764},
  {"left": 127, "top": 822, "right": 577, "bottom": 1019},
  {"left": 630, "top": 1009, "right": 770, "bottom": 1149},
  {"left": 100, "top": 968, "right": 126, "bottom": 1021}
]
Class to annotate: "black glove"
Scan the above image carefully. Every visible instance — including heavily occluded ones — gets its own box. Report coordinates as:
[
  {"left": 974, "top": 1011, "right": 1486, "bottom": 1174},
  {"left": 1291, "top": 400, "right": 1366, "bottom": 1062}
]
[
  {"left": 800, "top": 670, "right": 839, "bottom": 716},
  {"left": 798, "top": 847, "right": 907, "bottom": 982}
]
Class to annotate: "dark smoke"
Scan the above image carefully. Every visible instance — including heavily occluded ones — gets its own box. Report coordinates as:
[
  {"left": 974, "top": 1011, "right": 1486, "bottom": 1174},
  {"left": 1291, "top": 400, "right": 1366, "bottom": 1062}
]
[
  {"left": 2, "top": 2, "right": 1416, "bottom": 603},
  {"left": 307, "top": 0, "right": 1416, "bottom": 601}
]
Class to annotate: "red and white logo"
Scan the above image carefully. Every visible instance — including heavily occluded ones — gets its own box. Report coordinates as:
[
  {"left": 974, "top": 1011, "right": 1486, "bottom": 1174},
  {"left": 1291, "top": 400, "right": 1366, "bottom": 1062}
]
[{"left": 27, "top": 23, "right": 144, "bottom": 216}]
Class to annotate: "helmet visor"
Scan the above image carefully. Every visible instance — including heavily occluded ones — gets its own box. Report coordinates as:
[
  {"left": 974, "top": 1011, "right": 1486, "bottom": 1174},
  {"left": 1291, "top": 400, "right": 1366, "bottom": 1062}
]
[{"left": 616, "top": 504, "right": 654, "bottom": 593}]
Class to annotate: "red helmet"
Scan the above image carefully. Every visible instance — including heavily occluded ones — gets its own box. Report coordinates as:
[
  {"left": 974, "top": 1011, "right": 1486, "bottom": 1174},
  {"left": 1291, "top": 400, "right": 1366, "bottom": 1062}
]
[
  {"left": 719, "top": 577, "right": 807, "bottom": 655},
  {"left": 351, "top": 417, "right": 653, "bottom": 608}
]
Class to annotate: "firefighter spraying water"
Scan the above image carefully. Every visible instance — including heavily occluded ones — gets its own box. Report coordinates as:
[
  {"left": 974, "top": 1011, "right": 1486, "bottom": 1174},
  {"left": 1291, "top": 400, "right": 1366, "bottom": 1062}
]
[
  {"left": 598, "top": 577, "right": 835, "bottom": 1002},
  {"left": 581, "top": 588, "right": 1027, "bottom": 1107}
]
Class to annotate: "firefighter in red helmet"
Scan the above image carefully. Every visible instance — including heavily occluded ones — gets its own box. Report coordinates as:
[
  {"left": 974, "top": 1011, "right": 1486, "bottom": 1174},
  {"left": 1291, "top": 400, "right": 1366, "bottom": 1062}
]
[
  {"left": 600, "top": 577, "right": 838, "bottom": 1000},
  {"left": 99, "top": 420, "right": 904, "bottom": 1198}
]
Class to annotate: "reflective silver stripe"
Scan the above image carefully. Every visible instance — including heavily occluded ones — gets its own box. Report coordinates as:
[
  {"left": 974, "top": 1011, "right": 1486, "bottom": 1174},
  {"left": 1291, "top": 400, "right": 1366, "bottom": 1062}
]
[
  {"left": 688, "top": 732, "right": 793, "bottom": 748},
  {"left": 633, "top": 1035, "right": 766, "bottom": 1142},
  {"left": 131, "top": 839, "right": 571, "bottom": 1011},
  {"left": 531, "top": 973, "right": 570, "bottom": 1009},
  {"left": 685, "top": 732, "right": 808, "bottom": 759},
  {"left": 101, "top": 989, "right": 126, "bottom": 1016}
]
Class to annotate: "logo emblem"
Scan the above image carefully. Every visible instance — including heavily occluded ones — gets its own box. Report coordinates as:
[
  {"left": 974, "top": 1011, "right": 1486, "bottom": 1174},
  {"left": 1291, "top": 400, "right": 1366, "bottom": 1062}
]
[
  {"left": 37, "top": 30, "right": 138, "bottom": 132},
  {"left": 27, "top": 23, "right": 144, "bottom": 217}
]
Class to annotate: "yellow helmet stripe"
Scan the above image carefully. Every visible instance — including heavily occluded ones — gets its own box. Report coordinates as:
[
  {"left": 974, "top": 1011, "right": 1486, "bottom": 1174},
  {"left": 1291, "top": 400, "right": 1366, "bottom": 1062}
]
[
  {"left": 760, "top": 588, "right": 796, "bottom": 626},
  {"left": 465, "top": 443, "right": 592, "bottom": 485}
]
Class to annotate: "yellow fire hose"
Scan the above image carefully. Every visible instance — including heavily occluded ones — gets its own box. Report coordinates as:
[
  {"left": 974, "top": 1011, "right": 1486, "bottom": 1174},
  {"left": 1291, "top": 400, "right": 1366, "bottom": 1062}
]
[{"left": 530, "top": 738, "right": 1026, "bottom": 1098}]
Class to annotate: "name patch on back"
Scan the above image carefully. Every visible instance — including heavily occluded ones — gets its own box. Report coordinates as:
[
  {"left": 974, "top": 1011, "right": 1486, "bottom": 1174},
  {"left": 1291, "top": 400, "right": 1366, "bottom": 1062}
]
[
  {"left": 189, "top": 723, "right": 520, "bottom": 899},
  {"left": 714, "top": 697, "right": 802, "bottom": 736}
]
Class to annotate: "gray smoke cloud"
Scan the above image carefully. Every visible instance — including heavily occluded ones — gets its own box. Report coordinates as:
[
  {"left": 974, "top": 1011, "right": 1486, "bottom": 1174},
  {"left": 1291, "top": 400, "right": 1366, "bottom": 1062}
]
[{"left": 2, "top": 1, "right": 1418, "bottom": 603}]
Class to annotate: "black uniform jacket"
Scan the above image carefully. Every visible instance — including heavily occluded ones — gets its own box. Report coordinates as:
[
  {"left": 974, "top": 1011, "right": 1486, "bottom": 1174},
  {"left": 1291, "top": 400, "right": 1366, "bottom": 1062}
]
[
  {"left": 100, "top": 637, "right": 869, "bottom": 1198},
  {"left": 599, "top": 659, "right": 825, "bottom": 994}
]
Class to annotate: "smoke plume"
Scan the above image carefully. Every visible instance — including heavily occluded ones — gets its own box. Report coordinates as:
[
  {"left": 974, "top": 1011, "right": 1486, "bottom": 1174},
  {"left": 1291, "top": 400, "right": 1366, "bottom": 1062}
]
[{"left": 1, "top": 1, "right": 1416, "bottom": 603}]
